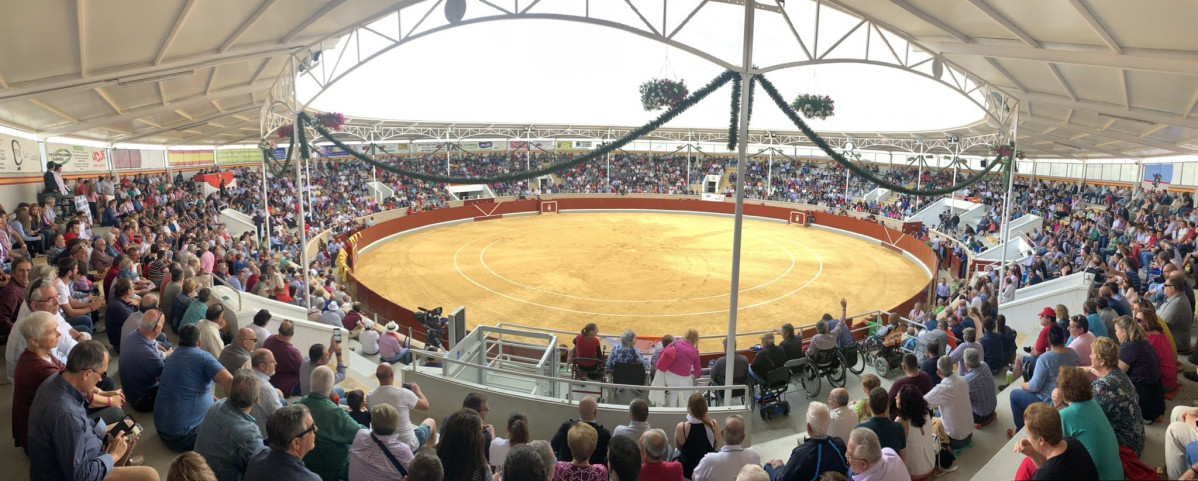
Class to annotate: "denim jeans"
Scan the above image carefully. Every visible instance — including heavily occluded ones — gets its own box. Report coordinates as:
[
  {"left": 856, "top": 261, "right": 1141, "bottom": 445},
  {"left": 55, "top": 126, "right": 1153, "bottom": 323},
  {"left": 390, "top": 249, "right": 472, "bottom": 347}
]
[
  {"left": 381, "top": 348, "right": 413, "bottom": 365},
  {"left": 1009, "top": 389, "right": 1043, "bottom": 431},
  {"left": 159, "top": 427, "right": 198, "bottom": 452},
  {"left": 66, "top": 314, "right": 93, "bottom": 335}
]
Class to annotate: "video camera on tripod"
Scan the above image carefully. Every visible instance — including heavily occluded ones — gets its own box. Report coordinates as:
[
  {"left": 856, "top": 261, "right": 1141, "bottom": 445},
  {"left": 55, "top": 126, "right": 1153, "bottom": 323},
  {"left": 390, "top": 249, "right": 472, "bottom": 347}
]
[{"left": 415, "top": 306, "right": 444, "bottom": 349}]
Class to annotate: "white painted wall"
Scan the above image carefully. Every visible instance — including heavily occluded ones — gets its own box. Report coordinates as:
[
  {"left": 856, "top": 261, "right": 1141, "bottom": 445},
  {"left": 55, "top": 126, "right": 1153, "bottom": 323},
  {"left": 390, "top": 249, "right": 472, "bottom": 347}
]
[
  {"left": 998, "top": 273, "right": 1094, "bottom": 339},
  {"left": 219, "top": 208, "right": 258, "bottom": 241}
]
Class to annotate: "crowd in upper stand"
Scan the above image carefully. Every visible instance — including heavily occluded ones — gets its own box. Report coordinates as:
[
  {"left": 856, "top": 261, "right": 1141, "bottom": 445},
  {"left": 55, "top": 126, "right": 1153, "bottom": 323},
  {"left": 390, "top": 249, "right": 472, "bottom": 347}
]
[{"left": 4, "top": 150, "right": 1198, "bottom": 481}]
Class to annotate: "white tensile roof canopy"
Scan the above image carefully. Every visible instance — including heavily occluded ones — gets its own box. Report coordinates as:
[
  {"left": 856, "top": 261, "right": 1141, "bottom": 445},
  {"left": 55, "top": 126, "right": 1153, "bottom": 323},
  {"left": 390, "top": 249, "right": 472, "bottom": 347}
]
[{"left": 0, "top": 0, "right": 1195, "bottom": 160}]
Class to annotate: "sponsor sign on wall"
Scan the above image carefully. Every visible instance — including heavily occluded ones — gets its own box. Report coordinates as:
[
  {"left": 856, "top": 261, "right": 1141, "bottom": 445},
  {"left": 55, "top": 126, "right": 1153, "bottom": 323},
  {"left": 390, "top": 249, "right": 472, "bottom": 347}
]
[
  {"left": 46, "top": 142, "right": 108, "bottom": 172},
  {"left": 0, "top": 133, "right": 42, "bottom": 173},
  {"left": 167, "top": 149, "right": 215, "bottom": 166},
  {"left": 414, "top": 143, "right": 444, "bottom": 153},
  {"left": 216, "top": 148, "right": 262, "bottom": 165},
  {"left": 1143, "top": 164, "right": 1174, "bottom": 189},
  {"left": 575, "top": 140, "right": 594, "bottom": 149},
  {"left": 460, "top": 141, "right": 479, "bottom": 151},
  {"left": 476, "top": 141, "right": 504, "bottom": 151},
  {"left": 557, "top": 141, "right": 574, "bottom": 150}
]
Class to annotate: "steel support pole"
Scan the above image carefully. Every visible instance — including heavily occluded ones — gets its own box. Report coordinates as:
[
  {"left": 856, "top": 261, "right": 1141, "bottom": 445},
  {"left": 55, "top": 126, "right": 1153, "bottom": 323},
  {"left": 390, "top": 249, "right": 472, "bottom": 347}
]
[
  {"left": 997, "top": 110, "right": 1019, "bottom": 294},
  {"left": 916, "top": 143, "right": 925, "bottom": 210},
  {"left": 724, "top": 0, "right": 755, "bottom": 404},
  {"left": 261, "top": 149, "right": 271, "bottom": 247},
  {"left": 290, "top": 55, "right": 311, "bottom": 310}
]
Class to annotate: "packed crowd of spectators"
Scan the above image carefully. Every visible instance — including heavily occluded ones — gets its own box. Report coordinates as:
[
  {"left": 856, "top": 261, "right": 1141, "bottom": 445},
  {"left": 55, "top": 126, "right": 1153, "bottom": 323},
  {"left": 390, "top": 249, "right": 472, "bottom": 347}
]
[{"left": 6, "top": 150, "right": 1198, "bottom": 481}]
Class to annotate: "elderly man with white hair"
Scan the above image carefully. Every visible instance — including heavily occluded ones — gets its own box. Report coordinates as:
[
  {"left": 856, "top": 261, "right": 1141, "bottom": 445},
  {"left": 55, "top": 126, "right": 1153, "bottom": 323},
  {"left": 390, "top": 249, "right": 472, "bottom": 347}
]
[
  {"left": 638, "top": 428, "right": 683, "bottom": 480},
  {"left": 692, "top": 415, "right": 760, "bottom": 481},
  {"left": 962, "top": 348, "right": 998, "bottom": 428},
  {"left": 923, "top": 355, "right": 974, "bottom": 450},
  {"left": 765, "top": 402, "right": 849, "bottom": 481},
  {"left": 846, "top": 428, "right": 909, "bottom": 481},
  {"left": 295, "top": 365, "right": 366, "bottom": 481}
]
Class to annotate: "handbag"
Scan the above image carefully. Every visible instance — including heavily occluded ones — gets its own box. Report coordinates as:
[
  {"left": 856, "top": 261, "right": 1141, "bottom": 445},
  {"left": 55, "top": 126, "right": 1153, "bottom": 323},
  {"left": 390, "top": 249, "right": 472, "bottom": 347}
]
[{"left": 371, "top": 434, "right": 408, "bottom": 477}]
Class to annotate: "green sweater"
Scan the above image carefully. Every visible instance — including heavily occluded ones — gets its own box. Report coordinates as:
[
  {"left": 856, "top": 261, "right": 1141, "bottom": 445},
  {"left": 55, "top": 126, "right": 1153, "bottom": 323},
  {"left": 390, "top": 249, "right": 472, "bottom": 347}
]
[{"left": 295, "top": 393, "right": 365, "bottom": 481}]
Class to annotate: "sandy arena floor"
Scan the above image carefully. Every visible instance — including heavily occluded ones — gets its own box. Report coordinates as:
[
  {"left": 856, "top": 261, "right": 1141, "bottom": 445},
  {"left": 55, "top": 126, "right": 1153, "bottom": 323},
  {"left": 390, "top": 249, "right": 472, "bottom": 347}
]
[{"left": 354, "top": 212, "right": 928, "bottom": 348}]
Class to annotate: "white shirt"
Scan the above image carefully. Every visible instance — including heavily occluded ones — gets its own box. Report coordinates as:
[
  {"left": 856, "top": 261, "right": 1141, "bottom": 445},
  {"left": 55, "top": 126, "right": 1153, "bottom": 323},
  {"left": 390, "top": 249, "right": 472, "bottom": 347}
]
[
  {"left": 828, "top": 405, "right": 858, "bottom": 442},
  {"left": 923, "top": 373, "right": 974, "bottom": 441},
  {"left": 691, "top": 445, "right": 762, "bottom": 481},
  {"left": 197, "top": 319, "right": 225, "bottom": 360},
  {"left": 360, "top": 329, "right": 380, "bottom": 355},
  {"left": 368, "top": 385, "right": 421, "bottom": 450}
]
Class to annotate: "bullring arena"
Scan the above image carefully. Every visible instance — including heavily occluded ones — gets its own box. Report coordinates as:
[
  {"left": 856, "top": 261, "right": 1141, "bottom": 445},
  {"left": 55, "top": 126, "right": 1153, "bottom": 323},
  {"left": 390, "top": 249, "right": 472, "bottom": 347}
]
[{"left": 353, "top": 202, "right": 929, "bottom": 349}]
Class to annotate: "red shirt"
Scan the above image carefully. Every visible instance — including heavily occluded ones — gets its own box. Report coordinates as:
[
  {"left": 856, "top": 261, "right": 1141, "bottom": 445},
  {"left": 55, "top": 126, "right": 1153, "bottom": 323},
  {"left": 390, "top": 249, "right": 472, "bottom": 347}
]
[
  {"left": 574, "top": 334, "right": 601, "bottom": 368},
  {"left": 104, "top": 266, "right": 120, "bottom": 298},
  {"left": 639, "top": 462, "right": 683, "bottom": 481},
  {"left": 264, "top": 335, "right": 303, "bottom": 396},
  {"left": 13, "top": 350, "right": 65, "bottom": 447},
  {"left": 1034, "top": 324, "right": 1051, "bottom": 353}
]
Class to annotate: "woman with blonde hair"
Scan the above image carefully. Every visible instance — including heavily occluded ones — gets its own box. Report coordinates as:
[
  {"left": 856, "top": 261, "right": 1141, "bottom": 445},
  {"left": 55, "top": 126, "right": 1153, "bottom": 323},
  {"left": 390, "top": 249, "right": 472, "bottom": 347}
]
[
  {"left": 675, "top": 392, "right": 720, "bottom": 480},
  {"left": 1114, "top": 316, "right": 1165, "bottom": 423},
  {"left": 553, "top": 422, "right": 607, "bottom": 481},
  {"left": 167, "top": 451, "right": 217, "bottom": 481}
]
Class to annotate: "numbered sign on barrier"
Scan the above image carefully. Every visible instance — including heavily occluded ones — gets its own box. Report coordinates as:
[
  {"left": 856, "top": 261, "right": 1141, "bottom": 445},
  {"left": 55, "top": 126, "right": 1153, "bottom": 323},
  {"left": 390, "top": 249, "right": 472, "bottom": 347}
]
[{"left": 788, "top": 211, "right": 808, "bottom": 225}]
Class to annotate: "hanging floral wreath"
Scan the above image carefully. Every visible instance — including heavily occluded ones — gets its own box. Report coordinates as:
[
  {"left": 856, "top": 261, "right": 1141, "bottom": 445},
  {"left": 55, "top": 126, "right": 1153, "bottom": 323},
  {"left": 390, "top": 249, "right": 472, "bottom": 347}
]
[
  {"left": 990, "top": 144, "right": 1025, "bottom": 160},
  {"left": 258, "top": 139, "right": 277, "bottom": 152},
  {"left": 639, "top": 78, "right": 689, "bottom": 111},
  {"left": 791, "top": 94, "right": 835, "bottom": 120},
  {"left": 315, "top": 112, "right": 346, "bottom": 131},
  {"left": 277, "top": 124, "right": 294, "bottom": 139}
]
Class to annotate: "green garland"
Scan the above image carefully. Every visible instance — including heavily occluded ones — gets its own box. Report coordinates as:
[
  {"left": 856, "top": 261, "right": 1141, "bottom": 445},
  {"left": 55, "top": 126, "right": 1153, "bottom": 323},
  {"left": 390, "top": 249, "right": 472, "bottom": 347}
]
[
  {"left": 261, "top": 123, "right": 298, "bottom": 177},
  {"left": 726, "top": 75, "right": 757, "bottom": 151},
  {"left": 297, "top": 70, "right": 738, "bottom": 185},
  {"left": 755, "top": 74, "right": 1010, "bottom": 196}
]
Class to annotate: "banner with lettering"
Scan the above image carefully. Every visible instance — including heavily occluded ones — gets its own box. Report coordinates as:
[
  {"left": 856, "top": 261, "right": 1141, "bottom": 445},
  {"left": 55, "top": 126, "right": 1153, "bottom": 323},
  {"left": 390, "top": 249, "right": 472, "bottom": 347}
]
[
  {"left": 167, "top": 149, "right": 215, "bottom": 167},
  {"left": 574, "top": 140, "right": 594, "bottom": 149},
  {"left": 557, "top": 141, "right": 574, "bottom": 150},
  {"left": 0, "top": 133, "right": 42, "bottom": 173},
  {"left": 46, "top": 142, "right": 108, "bottom": 172},
  {"left": 216, "top": 148, "right": 261, "bottom": 165}
]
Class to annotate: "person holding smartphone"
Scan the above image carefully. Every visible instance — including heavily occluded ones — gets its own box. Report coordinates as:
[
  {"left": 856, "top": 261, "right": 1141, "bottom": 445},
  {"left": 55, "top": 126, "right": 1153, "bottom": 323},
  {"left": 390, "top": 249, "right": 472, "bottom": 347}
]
[{"left": 26, "top": 341, "right": 156, "bottom": 480}]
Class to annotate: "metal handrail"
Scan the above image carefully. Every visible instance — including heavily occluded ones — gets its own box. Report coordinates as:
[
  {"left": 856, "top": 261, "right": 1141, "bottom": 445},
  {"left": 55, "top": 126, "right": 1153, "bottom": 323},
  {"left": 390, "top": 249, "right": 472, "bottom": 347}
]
[
  {"left": 498, "top": 308, "right": 897, "bottom": 355},
  {"left": 404, "top": 348, "right": 752, "bottom": 407},
  {"left": 210, "top": 274, "right": 244, "bottom": 311}
]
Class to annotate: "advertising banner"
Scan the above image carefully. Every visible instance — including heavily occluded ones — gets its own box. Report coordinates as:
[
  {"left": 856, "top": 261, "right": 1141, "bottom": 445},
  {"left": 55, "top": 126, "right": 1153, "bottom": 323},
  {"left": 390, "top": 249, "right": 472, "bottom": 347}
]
[
  {"left": 1143, "top": 164, "right": 1173, "bottom": 189},
  {"left": 477, "top": 141, "right": 504, "bottom": 151},
  {"left": 557, "top": 141, "right": 574, "bottom": 150},
  {"left": 509, "top": 141, "right": 527, "bottom": 150},
  {"left": 414, "top": 143, "right": 443, "bottom": 153},
  {"left": 322, "top": 145, "right": 352, "bottom": 157},
  {"left": 215, "top": 148, "right": 262, "bottom": 165},
  {"left": 46, "top": 142, "right": 108, "bottom": 172},
  {"left": 574, "top": 140, "right": 594, "bottom": 149},
  {"left": 460, "top": 141, "right": 479, "bottom": 151},
  {"left": 0, "top": 133, "right": 42, "bottom": 173},
  {"left": 167, "top": 149, "right": 215, "bottom": 167}
]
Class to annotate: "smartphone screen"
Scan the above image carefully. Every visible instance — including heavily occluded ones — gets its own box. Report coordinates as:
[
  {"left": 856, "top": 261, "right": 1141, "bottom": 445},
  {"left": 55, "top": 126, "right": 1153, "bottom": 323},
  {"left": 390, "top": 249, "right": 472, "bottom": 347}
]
[{"left": 333, "top": 328, "right": 342, "bottom": 343}]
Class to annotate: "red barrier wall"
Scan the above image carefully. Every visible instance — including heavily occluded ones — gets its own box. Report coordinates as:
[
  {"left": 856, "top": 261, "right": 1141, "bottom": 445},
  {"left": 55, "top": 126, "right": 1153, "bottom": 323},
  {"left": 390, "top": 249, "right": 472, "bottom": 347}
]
[{"left": 348, "top": 197, "right": 936, "bottom": 351}]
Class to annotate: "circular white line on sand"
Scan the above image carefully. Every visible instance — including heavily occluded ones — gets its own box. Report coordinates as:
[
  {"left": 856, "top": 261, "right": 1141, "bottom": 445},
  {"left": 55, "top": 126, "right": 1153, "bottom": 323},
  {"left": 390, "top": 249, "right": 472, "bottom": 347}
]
[
  {"left": 451, "top": 227, "right": 824, "bottom": 318},
  {"left": 474, "top": 233, "right": 798, "bottom": 303}
]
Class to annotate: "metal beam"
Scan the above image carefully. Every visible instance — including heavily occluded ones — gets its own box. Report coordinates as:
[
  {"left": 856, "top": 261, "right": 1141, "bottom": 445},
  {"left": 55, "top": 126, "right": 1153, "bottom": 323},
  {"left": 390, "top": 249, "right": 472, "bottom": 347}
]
[
  {"left": 889, "top": 0, "right": 970, "bottom": 42},
  {"left": 155, "top": 0, "right": 198, "bottom": 65},
  {"left": 967, "top": 0, "right": 1039, "bottom": 47},
  {"left": 282, "top": 0, "right": 348, "bottom": 44},
  {"left": 925, "top": 40, "right": 1198, "bottom": 75},
  {"left": 985, "top": 57, "right": 1027, "bottom": 93},
  {"left": 1019, "top": 90, "right": 1198, "bottom": 131},
  {"left": 0, "top": 41, "right": 306, "bottom": 103},
  {"left": 119, "top": 106, "right": 258, "bottom": 144},
  {"left": 93, "top": 88, "right": 121, "bottom": 114},
  {"left": 219, "top": 0, "right": 278, "bottom": 53},
  {"left": 1068, "top": 0, "right": 1121, "bottom": 54},
  {"left": 29, "top": 99, "right": 79, "bottom": 124},
  {"left": 40, "top": 82, "right": 272, "bottom": 136},
  {"left": 1046, "top": 63, "right": 1077, "bottom": 101},
  {"left": 75, "top": 0, "right": 87, "bottom": 77},
  {"left": 1021, "top": 114, "right": 1194, "bottom": 154}
]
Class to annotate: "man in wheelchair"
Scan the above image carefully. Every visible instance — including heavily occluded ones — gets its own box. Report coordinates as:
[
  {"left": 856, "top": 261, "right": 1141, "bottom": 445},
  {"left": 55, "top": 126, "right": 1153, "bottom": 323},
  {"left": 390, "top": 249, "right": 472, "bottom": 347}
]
[
  {"left": 748, "top": 333, "right": 788, "bottom": 384},
  {"left": 804, "top": 298, "right": 853, "bottom": 360}
]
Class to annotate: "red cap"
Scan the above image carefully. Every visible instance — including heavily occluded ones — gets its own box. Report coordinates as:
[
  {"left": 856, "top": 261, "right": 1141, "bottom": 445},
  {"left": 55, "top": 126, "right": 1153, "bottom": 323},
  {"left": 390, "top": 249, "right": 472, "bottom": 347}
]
[{"left": 1038, "top": 307, "right": 1056, "bottom": 318}]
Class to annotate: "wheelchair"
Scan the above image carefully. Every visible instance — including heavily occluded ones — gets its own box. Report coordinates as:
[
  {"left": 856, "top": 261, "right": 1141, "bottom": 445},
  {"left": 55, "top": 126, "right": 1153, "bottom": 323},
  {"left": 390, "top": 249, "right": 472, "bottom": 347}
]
[
  {"left": 749, "top": 365, "right": 792, "bottom": 420},
  {"left": 786, "top": 348, "right": 847, "bottom": 399},
  {"left": 860, "top": 336, "right": 904, "bottom": 377},
  {"left": 838, "top": 343, "right": 866, "bottom": 376}
]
